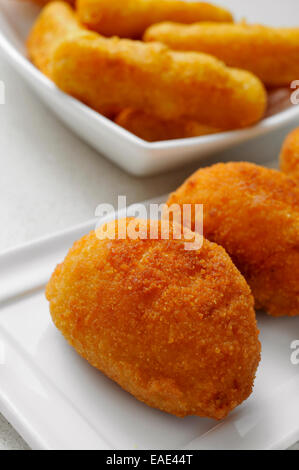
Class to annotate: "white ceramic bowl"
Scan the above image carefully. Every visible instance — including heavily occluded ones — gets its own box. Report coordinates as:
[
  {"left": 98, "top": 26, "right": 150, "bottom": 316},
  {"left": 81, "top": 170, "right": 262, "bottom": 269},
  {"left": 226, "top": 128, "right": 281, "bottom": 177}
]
[{"left": 0, "top": 0, "right": 299, "bottom": 175}]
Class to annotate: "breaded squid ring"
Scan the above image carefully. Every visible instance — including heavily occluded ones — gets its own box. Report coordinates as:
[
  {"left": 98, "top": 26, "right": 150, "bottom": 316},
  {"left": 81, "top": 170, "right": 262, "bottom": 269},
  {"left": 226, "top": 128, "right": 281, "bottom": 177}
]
[
  {"left": 46, "top": 218, "right": 261, "bottom": 419},
  {"left": 144, "top": 22, "right": 299, "bottom": 86},
  {"left": 77, "top": 0, "right": 233, "bottom": 39},
  {"left": 280, "top": 127, "right": 299, "bottom": 183},
  {"left": 167, "top": 162, "right": 299, "bottom": 317},
  {"left": 49, "top": 32, "right": 266, "bottom": 127},
  {"left": 27, "top": 2, "right": 265, "bottom": 127},
  {"left": 27, "top": 2, "right": 83, "bottom": 77},
  {"left": 115, "top": 108, "right": 220, "bottom": 141}
]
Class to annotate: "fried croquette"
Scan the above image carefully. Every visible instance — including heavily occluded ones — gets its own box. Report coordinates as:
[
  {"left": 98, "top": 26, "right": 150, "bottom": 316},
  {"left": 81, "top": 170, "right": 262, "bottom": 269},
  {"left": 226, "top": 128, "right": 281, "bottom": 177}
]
[
  {"left": 46, "top": 218, "right": 261, "bottom": 419},
  {"left": 168, "top": 162, "right": 299, "bottom": 317},
  {"left": 144, "top": 22, "right": 299, "bottom": 87},
  {"left": 27, "top": 2, "right": 83, "bottom": 77},
  {"left": 77, "top": 0, "right": 233, "bottom": 39},
  {"left": 49, "top": 31, "right": 266, "bottom": 128},
  {"left": 115, "top": 108, "right": 220, "bottom": 141},
  {"left": 280, "top": 127, "right": 299, "bottom": 183}
]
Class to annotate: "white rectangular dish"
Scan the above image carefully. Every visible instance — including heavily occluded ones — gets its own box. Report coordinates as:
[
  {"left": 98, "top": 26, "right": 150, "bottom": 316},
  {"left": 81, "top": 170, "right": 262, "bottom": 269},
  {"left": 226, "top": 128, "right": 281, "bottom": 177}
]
[
  {"left": 0, "top": 194, "right": 299, "bottom": 450},
  {"left": 0, "top": 0, "right": 299, "bottom": 176}
]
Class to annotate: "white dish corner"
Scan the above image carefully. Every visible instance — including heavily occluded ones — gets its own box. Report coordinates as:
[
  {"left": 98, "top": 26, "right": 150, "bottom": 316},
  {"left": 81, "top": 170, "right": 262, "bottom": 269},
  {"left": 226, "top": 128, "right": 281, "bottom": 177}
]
[{"left": 0, "top": 0, "right": 299, "bottom": 175}]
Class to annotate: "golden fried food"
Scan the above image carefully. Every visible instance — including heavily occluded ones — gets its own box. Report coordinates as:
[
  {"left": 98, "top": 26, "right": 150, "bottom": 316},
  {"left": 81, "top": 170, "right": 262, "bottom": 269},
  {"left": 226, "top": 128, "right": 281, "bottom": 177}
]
[
  {"left": 50, "top": 30, "right": 266, "bottom": 128},
  {"left": 168, "top": 162, "right": 299, "bottom": 317},
  {"left": 27, "top": 2, "right": 265, "bottom": 127},
  {"left": 115, "top": 108, "right": 220, "bottom": 141},
  {"left": 144, "top": 22, "right": 299, "bottom": 86},
  {"left": 77, "top": 0, "right": 233, "bottom": 39},
  {"left": 280, "top": 127, "right": 299, "bottom": 183},
  {"left": 27, "top": 2, "right": 83, "bottom": 77},
  {"left": 46, "top": 218, "right": 260, "bottom": 419}
]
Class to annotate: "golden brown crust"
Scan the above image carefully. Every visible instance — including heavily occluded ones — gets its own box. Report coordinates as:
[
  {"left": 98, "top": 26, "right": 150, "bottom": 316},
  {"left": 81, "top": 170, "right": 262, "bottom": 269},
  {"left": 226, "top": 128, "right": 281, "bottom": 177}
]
[
  {"left": 168, "top": 162, "right": 299, "bottom": 317},
  {"left": 77, "top": 0, "right": 233, "bottom": 39},
  {"left": 144, "top": 22, "right": 299, "bottom": 87},
  {"left": 280, "top": 127, "right": 299, "bottom": 183},
  {"left": 26, "top": 2, "right": 265, "bottom": 127},
  {"left": 115, "top": 108, "right": 220, "bottom": 141},
  {"left": 26, "top": 2, "right": 83, "bottom": 77},
  {"left": 51, "top": 33, "right": 266, "bottom": 128},
  {"left": 46, "top": 219, "right": 260, "bottom": 419}
]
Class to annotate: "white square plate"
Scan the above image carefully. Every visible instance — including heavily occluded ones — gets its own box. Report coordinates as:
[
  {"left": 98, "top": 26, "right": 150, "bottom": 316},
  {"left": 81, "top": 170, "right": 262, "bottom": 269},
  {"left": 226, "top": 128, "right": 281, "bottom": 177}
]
[
  {"left": 0, "top": 0, "right": 299, "bottom": 176},
  {"left": 0, "top": 190, "right": 299, "bottom": 450}
]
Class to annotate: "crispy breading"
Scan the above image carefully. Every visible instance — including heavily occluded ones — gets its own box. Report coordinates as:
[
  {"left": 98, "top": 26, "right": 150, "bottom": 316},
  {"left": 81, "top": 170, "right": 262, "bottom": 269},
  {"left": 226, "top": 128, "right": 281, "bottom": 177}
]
[
  {"left": 115, "top": 108, "right": 220, "bottom": 141},
  {"left": 27, "top": 2, "right": 83, "bottom": 77},
  {"left": 167, "top": 162, "right": 299, "bottom": 317},
  {"left": 46, "top": 219, "right": 260, "bottom": 419},
  {"left": 50, "top": 32, "right": 266, "bottom": 128},
  {"left": 144, "top": 22, "right": 299, "bottom": 86},
  {"left": 77, "top": 0, "right": 233, "bottom": 39},
  {"left": 280, "top": 127, "right": 299, "bottom": 183}
]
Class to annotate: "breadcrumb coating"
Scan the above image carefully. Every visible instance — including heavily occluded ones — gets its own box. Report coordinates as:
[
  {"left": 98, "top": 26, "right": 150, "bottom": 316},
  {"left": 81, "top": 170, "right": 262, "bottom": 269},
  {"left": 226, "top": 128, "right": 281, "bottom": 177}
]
[
  {"left": 46, "top": 219, "right": 260, "bottom": 419},
  {"left": 280, "top": 127, "right": 299, "bottom": 183},
  {"left": 77, "top": 0, "right": 233, "bottom": 39},
  {"left": 168, "top": 162, "right": 299, "bottom": 317},
  {"left": 144, "top": 22, "right": 299, "bottom": 87}
]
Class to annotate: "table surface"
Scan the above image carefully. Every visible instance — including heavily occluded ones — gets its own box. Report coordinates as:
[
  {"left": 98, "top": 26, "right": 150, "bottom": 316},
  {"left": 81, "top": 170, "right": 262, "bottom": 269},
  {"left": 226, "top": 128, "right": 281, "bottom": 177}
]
[{"left": 0, "top": 50, "right": 298, "bottom": 451}]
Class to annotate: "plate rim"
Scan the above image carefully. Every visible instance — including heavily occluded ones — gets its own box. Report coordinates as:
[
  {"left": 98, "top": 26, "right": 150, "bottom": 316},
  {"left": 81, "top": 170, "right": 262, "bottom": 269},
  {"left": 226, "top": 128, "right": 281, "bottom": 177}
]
[{"left": 0, "top": 211, "right": 299, "bottom": 450}]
